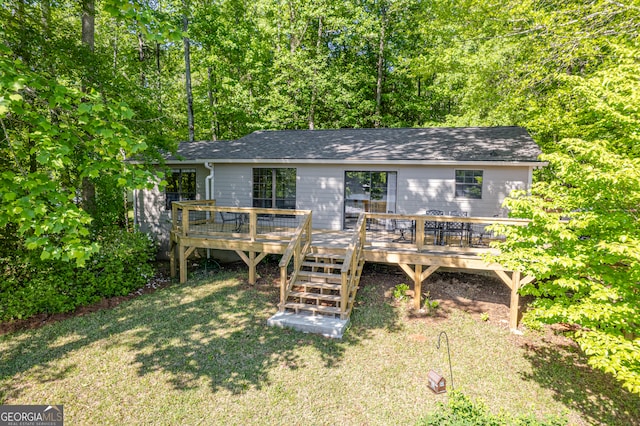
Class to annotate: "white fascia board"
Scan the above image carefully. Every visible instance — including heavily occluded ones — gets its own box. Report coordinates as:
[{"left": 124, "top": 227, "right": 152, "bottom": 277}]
[{"left": 171, "top": 158, "right": 546, "bottom": 167}]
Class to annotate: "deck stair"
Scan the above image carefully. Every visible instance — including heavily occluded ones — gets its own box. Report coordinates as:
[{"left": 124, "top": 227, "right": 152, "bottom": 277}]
[
  {"left": 268, "top": 215, "right": 367, "bottom": 338},
  {"left": 268, "top": 250, "right": 364, "bottom": 339}
]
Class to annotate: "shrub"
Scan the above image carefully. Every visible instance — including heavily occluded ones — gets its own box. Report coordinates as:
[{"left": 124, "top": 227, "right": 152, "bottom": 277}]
[
  {"left": 393, "top": 283, "right": 410, "bottom": 301},
  {"left": 0, "top": 229, "right": 155, "bottom": 322},
  {"left": 417, "top": 392, "right": 567, "bottom": 426}
]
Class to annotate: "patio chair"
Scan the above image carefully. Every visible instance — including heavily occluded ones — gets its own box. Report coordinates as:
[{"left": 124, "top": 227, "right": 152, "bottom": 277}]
[
  {"left": 218, "top": 211, "right": 239, "bottom": 231},
  {"left": 443, "top": 211, "right": 467, "bottom": 246},
  {"left": 257, "top": 214, "right": 275, "bottom": 232},
  {"left": 424, "top": 209, "right": 444, "bottom": 245},
  {"left": 393, "top": 219, "right": 414, "bottom": 242}
]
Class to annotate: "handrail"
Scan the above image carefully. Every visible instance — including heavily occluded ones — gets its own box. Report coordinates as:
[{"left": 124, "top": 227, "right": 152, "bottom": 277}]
[
  {"left": 278, "top": 213, "right": 312, "bottom": 309},
  {"left": 170, "top": 200, "right": 311, "bottom": 238},
  {"left": 340, "top": 213, "right": 366, "bottom": 318},
  {"left": 364, "top": 212, "right": 530, "bottom": 227}
]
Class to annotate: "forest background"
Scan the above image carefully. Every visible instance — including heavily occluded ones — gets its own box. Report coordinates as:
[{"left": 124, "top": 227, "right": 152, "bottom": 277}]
[{"left": 1, "top": 0, "right": 639, "bottom": 395}]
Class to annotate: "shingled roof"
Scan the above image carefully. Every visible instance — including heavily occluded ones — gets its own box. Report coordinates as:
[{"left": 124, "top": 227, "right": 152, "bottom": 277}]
[{"left": 166, "top": 126, "right": 542, "bottom": 164}]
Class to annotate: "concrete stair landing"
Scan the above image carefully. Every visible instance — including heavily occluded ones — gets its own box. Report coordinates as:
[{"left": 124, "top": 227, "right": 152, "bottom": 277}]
[{"left": 267, "top": 311, "right": 349, "bottom": 339}]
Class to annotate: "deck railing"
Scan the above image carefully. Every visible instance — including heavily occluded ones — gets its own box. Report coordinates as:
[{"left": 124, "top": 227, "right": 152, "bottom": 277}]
[
  {"left": 362, "top": 213, "right": 530, "bottom": 251},
  {"left": 171, "top": 200, "right": 311, "bottom": 241},
  {"left": 278, "top": 213, "right": 313, "bottom": 309},
  {"left": 340, "top": 213, "right": 367, "bottom": 319}
]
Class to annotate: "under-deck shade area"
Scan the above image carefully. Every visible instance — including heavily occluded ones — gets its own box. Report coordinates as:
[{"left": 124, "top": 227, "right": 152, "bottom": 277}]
[{"left": 169, "top": 201, "right": 534, "bottom": 331}]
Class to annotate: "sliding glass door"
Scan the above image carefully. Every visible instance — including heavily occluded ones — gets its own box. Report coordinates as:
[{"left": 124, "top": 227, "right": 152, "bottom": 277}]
[{"left": 344, "top": 171, "right": 397, "bottom": 229}]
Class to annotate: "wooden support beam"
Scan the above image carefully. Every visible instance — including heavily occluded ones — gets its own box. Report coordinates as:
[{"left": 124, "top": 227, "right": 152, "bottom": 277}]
[
  {"left": 169, "top": 239, "right": 176, "bottom": 279},
  {"left": 494, "top": 269, "right": 525, "bottom": 331},
  {"left": 185, "top": 246, "right": 197, "bottom": 258},
  {"left": 235, "top": 251, "right": 269, "bottom": 284},
  {"left": 421, "top": 264, "right": 440, "bottom": 282},
  {"left": 415, "top": 265, "right": 440, "bottom": 309},
  {"left": 510, "top": 271, "right": 522, "bottom": 331},
  {"left": 248, "top": 252, "right": 257, "bottom": 283},
  {"left": 399, "top": 263, "right": 440, "bottom": 310},
  {"left": 398, "top": 263, "right": 415, "bottom": 280},
  {"left": 414, "top": 264, "right": 423, "bottom": 309},
  {"left": 179, "top": 244, "right": 186, "bottom": 284},
  {"left": 520, "top": 275, "right": 536, "bottom": 286},
  {"left": 494, "top": 270, "right": 513, "bottom": 290}
]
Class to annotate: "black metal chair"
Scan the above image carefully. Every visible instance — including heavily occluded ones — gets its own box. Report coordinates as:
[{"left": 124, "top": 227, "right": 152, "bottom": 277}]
[
  {"left": 257, "top": 214, "right": 275, "bottom": 232},
  {"left": 424, "top": 209, "right": 444, "bottom": 245},
  {"left": 443, "top": 211, "right": 467, "bottom": 246},
  {"left": 219, "top": 211, "right": 240, "bottom": 231},
  {"left": 393, "top": 219, "right": 414, "bottom": 242}
]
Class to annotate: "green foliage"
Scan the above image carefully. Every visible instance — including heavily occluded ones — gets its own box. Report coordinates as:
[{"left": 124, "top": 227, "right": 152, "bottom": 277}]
[
  {"left": 418, "top": 391, "right": 567, "bottom": 426},
  {"left": 492, "top": 138, "right": 640, "bottom": 395},
  {"left": 0, "top": 229, "right": 155, "bottom": 322},
  {"left": 393, "top": 283, "right": 410, "bottom": 301}
]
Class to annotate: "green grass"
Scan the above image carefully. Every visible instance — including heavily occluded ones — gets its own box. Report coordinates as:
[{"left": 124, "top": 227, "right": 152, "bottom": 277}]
[{"left": 1, "top": 268, "right": 638, "bottom": 425}]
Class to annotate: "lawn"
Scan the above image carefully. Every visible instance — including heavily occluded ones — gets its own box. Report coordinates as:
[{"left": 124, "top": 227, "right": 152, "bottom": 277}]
[{"left": 1, "top": 264, "right": 638, "bottom": 425}]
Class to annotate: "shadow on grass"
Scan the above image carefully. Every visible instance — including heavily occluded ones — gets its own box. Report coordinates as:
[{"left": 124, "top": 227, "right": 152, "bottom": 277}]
[
  {"left": 521, "top": 338, "right": 640, "bottom": 426},
  {"left": 0, "top": 268, "right": 401, "bottom": 400}
]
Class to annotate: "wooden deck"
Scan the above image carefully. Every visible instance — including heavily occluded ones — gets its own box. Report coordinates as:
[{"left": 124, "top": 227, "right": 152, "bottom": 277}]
[{"left": 169, "top": 202, "right": 533, "bottom": 331}]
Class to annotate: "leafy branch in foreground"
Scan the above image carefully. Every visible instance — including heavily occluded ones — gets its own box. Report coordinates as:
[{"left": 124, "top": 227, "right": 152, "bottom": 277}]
[
  {"left": 491, "top": 138, "right": 640, "bottom": 395},
  {"left": 0, "top": 44, "right": 157, "bottom": 265}
]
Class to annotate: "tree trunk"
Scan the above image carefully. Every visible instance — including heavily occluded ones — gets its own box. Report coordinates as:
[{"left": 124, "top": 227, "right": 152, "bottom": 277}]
[
  {"left": 81, "top": 0, "right": 95, "bottom": 51},
  {"left": 308, "top": 17, "right": 323, "bottom": 130},
  {"left": 138, "top": 33, "right": 146, "bottom": 86},
  {"left": 156, "top": 41, "right": 162, "bottom": 115},
  {"left": 208, "top": 66, "right": 218, "bottom": 141},
  {"left": 374, "top": 18, "right": 386, "bottom": 128},
  {"left": 81, "top": 0, "right": 96, "bottom": 216},
  {"left": 183, "top": 6, "right": 195, "bottom": 142}
]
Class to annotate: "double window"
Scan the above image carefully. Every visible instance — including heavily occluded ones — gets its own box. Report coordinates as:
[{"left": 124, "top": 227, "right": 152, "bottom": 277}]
[
  {"left": 253, "top": 168, "right": 296, "bottom": 209},
  {"left": 165, "top": 169, "right": 196, "bottom": 209},
  {"left": 455, "top": 170, "right": 483, "bottom": 199}
]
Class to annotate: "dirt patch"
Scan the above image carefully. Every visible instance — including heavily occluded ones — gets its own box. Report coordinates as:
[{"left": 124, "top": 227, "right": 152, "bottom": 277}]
[{"left": 358, "top": 263, "right": 519, "bottom": 328}]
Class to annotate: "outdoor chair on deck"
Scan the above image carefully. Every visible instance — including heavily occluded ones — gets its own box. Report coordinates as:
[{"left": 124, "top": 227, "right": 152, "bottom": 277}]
[
  {"left": 469, "top": 214, "right": 504, "bottom": 246},
  {"left": 393, "top": 219, "right": 414, "bottom": 242},
  {"left": 424, "top": 209, "right": 444, "bottom": 245},
  {"left": 257, "top": 214, "right": 275, "bottom": 232},
  {"left": 219, "top": 211, "right": 240, "bottom": 232},
  {"left": 442, "top": 211, "right": 467, "bottom": 246}
]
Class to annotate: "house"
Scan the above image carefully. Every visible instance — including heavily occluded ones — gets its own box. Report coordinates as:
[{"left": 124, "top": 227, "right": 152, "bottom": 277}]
[{"left": 133, "top": 126, "right": 543, "bottom": 257}]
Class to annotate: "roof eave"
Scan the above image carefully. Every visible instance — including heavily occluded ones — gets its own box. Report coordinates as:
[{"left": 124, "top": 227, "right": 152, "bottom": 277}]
[{"left": 163, "top": 158, "right": 545, "bottom": 167}]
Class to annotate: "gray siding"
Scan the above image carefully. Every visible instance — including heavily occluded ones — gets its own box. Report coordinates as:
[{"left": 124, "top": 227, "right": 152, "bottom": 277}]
[
  {"left": 136, "top": 162, "right": 533, "bottom": 250},
  {"left": 212, "top": 164, "right": 252, "bottom": 207},
  {"left": 135, "top": 165, "right": 208, "bottom": 258}
]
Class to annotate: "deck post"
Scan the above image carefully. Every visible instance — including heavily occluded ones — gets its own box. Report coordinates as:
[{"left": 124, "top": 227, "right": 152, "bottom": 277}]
[
  {"left": 415, "top": 219, "right": 424, "bottom": 251},
  {"left": 169, "top": 237, "right": 176, "bottom": 279},
  {"left": 509, "top": 271, "right": 521, "bottom": 330},
  {"left": 414, "top": 264, "right": 423, "bottom": 309},
  {"left": 179, "top": 244, "right": 187, "bottom": 283},
  {"left": 248, "top": 251, "right": 256, "bottom": 284}
]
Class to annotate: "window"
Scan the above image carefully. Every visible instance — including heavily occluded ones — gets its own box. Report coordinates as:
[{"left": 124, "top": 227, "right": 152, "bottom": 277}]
[
  {"left": 455, "top": 170, "right": 483, "bottom": 199},
  {"left": 165, "top": 169, "right": 196, "bottom": 209},
  {"left": 253, "top": 168, "right": 296, "bottom": 209}
]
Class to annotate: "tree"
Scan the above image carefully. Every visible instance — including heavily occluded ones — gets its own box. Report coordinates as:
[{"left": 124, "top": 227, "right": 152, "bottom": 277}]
[
  {"left": 0, "top": 47, "right": 156, "bottom": 264},
  {"left": 492, "top": 139, "right": 640, "bottom": 394}
]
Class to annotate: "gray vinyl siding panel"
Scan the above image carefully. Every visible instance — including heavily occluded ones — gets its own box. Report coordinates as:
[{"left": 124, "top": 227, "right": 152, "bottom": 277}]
[
  {"left": 296, "top": 165, "right": 345, "bottom": 229},
  {"left": 212, "top": 164, "right": 252, "bottom": 207},
  {"left": 140, "top": 162, "right": 532, "bottom": 238}
]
